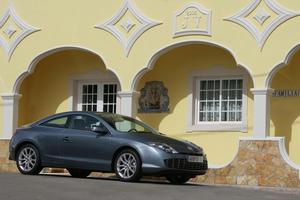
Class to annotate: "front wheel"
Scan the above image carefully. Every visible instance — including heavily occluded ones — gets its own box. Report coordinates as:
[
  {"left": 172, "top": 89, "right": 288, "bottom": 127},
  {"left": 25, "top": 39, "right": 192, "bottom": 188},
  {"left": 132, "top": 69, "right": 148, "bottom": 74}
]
[
  {"left": 166, "top": 175, "right": 191, "bottom": 184},
  {"left": 114, "top": 149, "right": 142, "bottom": 182},
  {"left": 67, "top": 168, "right": 91, "bottom": 178},
  {"left": 16, "top": 144, "right": 42, "bottom": 175}
]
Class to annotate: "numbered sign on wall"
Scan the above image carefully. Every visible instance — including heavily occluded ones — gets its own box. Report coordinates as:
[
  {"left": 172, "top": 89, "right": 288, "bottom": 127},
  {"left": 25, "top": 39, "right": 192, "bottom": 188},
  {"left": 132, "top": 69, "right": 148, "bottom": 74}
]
[{"left": 173, "top": 3, "right": 212, "bottom": 37}]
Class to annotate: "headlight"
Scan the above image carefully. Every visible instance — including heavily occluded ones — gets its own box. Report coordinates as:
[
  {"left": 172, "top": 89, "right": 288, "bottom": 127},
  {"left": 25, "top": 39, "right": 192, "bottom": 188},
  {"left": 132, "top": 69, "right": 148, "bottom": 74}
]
[{"left": 148, "top": 142, "right": 178, "bottom": 154}]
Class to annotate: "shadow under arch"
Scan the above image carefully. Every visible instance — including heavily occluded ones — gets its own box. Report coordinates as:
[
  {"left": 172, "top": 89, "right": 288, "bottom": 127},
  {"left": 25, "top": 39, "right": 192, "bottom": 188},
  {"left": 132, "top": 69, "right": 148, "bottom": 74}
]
[
  {"left": 13, "top": 45, "right": 123, "bottom": 94},
  {"left": 269, "top": 48, "right": 300, "bottom": 164},
  {"left": 131, "top": 40, "right": 256, "bottom": 92},
  {"left": 132, "top": 41, "right": 255, "bottom": 166},
  {"left": 265, "top": 43, "right": 300, "bottom": 88},
  {"left": 16, "top": 46, "right": 122, "bottom": 126}
]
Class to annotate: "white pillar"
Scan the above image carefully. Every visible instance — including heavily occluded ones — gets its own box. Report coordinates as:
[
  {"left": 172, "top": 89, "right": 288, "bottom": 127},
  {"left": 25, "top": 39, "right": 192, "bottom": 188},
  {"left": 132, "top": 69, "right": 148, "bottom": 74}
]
[
  {"left": 117, "top": 91, "right": 139, "bottom": 117},
  {"left": 1, "top": 93, "right": 22, "bottom": 139},
  {"left": 251, "top": 88, "right": 273, "bottom": 139}
]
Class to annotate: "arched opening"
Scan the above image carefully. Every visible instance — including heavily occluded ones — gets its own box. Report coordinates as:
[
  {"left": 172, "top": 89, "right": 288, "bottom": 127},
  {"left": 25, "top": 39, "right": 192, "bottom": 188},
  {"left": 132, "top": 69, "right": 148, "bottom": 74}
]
[
  {"left": 269, "top": 48, "right": 300, "bottom": 165},
  {"left": 17, "top": 47, "right": 121, "bottom": 126},
  {"left": 133, "top": 42, "right": 254, "bottom": 166}
]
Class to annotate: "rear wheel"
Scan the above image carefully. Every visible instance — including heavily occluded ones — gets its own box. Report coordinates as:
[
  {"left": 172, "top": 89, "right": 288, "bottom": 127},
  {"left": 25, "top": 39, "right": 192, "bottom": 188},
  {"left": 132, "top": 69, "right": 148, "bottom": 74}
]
[
  {"left": 16, "top": 144, "right": 42, "bottom": 175},
  {"left": 165, "top": 175, "right": 191, "bottom": 184},
  {"left": 114, "top": 149, "right": 142, "bottom": 182},
  {"left": 67, "top": 168, "right": 91, "bottom": 178}
]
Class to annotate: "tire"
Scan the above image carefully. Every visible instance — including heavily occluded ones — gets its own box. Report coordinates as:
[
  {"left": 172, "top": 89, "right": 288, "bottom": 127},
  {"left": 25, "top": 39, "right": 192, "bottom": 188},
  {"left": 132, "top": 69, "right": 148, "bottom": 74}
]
[
  {"left": 165, "top": 175, "right": 191, "bottom": 185},
  {"left": 16, "top": 144, "right": 42, "bottom": 175},
  {"left": 114, "top": 149, "right": 142, "bottom": 182},
  {"left": 67, "top": 168, "right": 91, "bottom": 178}
]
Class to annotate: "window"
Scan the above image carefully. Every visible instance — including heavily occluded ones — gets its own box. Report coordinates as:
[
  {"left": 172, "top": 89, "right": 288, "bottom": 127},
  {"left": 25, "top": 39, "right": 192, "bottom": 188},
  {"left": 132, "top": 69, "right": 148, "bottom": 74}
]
[
  {"left": 197, "top": 79, "right": 243, "bottom": 123},
  {"left": 78, "top": 82, "right": 118, "bottom": 113},
  {"left": 81, "top": 84, "right": 98, "bottom": 112},
  {"left": 41, "top": 116, "right": 68, "bottom": 128},
  {"left": 103, "top": 84, "right": 117, "bottom": 113},
  {"left": 97, "top": 113, "right": 158, "bottom": 134},
  {"left": 69, "top": 115, "right": 100, "bottom": 131},
  {"left": 188, "top": 69, "right": 248, "bottom": 132}
]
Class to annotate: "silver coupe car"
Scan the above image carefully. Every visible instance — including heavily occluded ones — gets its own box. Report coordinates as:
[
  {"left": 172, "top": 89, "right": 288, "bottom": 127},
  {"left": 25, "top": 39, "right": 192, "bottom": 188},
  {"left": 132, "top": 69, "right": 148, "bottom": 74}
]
[{"left": 9, "top": 112, "right": 208, "bottom": 184}]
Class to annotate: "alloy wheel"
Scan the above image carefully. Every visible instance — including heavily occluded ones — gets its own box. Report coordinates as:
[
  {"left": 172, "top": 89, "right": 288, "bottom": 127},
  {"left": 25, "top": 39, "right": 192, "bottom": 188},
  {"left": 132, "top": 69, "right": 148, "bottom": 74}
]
[
  {"left": 18, "top": 146, "right": 37, "bottom": 172},
  {"left": 116, "top": 153, "right": 137, "bottom": 179}
]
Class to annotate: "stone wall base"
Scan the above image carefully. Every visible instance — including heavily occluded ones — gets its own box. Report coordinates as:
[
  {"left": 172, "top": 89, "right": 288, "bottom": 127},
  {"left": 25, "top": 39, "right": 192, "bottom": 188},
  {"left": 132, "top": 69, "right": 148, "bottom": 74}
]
[
  {"left": 0, "top": 140, "right": 17, "bottom": 173},
  {"left": 1, "top": 137, "right": 300, "bottom": 188},
  {"left": 192, "top": 138, "right": 300, "bottom": 188}
]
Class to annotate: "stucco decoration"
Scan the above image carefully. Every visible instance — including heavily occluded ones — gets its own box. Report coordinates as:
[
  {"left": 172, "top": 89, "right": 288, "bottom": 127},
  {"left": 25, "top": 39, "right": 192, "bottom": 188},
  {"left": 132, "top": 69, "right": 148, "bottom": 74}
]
[
  {"left": 0, "top": 5, "right": 40, "bottom": 59},
  {"left": 138, "top": 81, "right": 169, "bottom": 113},
  {"left": 95, "top": 0, "right": 161, "bottom": 56},
  {"left": 173, "top": 3, "right": 212, "bottom": 37},
  {"left": 224, "top": 0, "right": 299, "bottom": 48}
]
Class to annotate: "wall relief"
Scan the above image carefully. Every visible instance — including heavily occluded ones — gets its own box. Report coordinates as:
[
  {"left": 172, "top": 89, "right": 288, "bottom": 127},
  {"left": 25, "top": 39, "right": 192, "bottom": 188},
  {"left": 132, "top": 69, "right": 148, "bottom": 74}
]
[{"left": 138, "top": 81, "right": 169, "bottom": 113}]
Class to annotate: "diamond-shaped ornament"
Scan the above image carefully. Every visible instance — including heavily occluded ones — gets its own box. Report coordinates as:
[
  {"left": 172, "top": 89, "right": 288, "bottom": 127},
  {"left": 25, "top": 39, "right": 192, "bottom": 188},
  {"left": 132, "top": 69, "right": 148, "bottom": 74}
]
[
  {"left": 0, "top": 5, "right": 40, "bottom": 59},
  {"left": 95, "top": 0, "right": 161, "bottom": 56},
  {"left": 253, "top": 8, "right": 271, "bottom": 25},
  {"left": 3, "top": 24, "right": 17, "bottom": 38},
  {"left": 225, "top": 0, "right": 299, "bottom": 48},
  {"left": 121, "top": 18, "right": 135, "bottom": 33}
]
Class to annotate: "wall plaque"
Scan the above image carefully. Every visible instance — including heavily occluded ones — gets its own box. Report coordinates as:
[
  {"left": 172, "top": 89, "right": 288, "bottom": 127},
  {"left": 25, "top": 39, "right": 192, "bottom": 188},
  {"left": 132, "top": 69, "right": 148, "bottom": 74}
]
[
  {"left": 272, "top": 89, "right": 300, "bottom": 97},
  {"left": 138, "top": 81, "right": 169, "bottom": 113},
  {"left": 173, "top": 3, "right": 212, "bottom": 37}
]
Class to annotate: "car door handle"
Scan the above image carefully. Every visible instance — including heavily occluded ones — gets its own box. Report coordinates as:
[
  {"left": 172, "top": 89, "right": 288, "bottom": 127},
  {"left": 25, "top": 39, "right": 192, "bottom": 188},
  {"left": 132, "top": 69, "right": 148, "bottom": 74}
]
[{"left": 62, "top": 136, "right": 71, "bottom": 142}]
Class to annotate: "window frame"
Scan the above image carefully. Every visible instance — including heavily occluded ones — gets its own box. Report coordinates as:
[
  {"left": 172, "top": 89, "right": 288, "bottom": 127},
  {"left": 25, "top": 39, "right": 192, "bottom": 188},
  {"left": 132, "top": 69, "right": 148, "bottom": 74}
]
[
  {"left": 77, "top": 80, "right": 118, "bottom": 113},
  {"left": 67, "top": 114, "right": 101, "bottom": 132},
  {"left": 40, "top": 116, "right": 70, "bottom": 129},
  {"left": 187, "top": 67, "right": 248, "bottom": 132}
]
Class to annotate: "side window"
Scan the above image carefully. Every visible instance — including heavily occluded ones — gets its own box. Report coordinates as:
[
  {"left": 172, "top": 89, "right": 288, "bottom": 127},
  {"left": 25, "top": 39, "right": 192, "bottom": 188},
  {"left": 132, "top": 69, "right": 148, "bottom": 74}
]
[
  {"left": 69, "top": 115, "right": 100, "bottom": 131},
  {"left": 41, "top": 116, "right": 69, "bottom": 128}
]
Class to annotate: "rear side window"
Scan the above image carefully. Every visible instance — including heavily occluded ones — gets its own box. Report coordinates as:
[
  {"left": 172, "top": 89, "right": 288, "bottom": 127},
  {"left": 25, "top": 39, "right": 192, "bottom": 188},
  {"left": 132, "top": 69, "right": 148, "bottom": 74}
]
[
  {"left": 41, "top": 116, "right": 68, "bottom": 128},
  {"left": 68, "top": 115, "right": 100, "bottom": 131}
]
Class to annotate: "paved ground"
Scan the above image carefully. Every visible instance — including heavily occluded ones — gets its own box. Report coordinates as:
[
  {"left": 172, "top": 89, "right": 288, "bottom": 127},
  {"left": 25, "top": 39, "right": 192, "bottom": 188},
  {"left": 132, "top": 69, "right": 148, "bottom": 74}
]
[{"left": 0, "top": 173, "right": 300, "bottom": 200}]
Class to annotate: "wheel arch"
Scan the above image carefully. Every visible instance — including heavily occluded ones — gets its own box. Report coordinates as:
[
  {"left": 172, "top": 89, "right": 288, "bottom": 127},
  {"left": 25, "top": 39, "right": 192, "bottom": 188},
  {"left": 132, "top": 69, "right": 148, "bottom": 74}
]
[
  {"left": 111, "top": 146, "right": 142, "bottom": 171},
  {"left": 14, "top": 140, "right": 41, "bottom": 160}
]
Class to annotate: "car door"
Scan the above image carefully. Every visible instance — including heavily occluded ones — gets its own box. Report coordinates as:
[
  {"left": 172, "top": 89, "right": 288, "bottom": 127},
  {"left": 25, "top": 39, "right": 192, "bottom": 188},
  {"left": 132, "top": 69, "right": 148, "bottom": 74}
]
[
  {"left": 59, "top": 114, "right": 113, "bottom": 171},
  {"left": 36, "top": 115, "right": 70, "bottom": 166}
]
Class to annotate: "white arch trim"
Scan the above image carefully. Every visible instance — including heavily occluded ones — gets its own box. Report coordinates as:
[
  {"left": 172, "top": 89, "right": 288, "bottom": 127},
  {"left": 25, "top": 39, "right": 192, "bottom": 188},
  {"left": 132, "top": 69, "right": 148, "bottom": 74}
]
[
  {"left": 12, "top": 45, "right": 123, "bottom": 94},
  {"left": 265, "top": 43, "right": 300, "bottom": 88},
  {"left": 130, "top": 39, "right": 256, "bottom": 91}
]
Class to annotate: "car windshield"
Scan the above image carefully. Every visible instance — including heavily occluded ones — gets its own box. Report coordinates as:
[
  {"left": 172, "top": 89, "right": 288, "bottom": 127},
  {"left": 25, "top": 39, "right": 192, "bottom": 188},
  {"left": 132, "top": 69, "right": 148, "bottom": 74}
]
[{"left": 97, "top": 113, "right": 159, "bottom": 134}]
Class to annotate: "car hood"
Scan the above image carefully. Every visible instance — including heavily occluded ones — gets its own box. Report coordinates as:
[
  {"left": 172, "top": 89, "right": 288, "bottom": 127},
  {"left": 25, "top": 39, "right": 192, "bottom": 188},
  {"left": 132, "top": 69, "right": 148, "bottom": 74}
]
[{"left": 128, "top": 133, "right": 203, "bottom": 155}]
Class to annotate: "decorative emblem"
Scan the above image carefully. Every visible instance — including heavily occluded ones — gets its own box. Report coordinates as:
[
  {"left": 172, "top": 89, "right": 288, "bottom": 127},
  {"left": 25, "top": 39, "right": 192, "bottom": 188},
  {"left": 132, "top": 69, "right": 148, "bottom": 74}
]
[
  {"left": 173, "top": 3, "right": 212, "bottom": 37},
  {"left": 138, "top": 81, "right": 169, "bottom": 113},
  {"left": 224, "top": 0, "right": 299, "bottom": 48},
  {"left": 0, "top": 5, "right": 40, "bottom": 59},
  {"left": 95, "top": 0, "right": 161, "bottom": 56}
]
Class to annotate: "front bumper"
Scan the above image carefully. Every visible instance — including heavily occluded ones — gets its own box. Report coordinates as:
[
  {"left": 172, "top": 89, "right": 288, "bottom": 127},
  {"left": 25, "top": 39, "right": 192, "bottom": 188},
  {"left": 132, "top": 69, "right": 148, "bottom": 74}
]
[{"left": 141, "top": 149, "right": 208, "bottom": 176}]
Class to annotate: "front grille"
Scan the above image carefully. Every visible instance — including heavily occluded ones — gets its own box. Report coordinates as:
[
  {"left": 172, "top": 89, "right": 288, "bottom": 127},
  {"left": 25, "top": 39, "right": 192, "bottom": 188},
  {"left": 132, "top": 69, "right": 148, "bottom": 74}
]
[{"left": 164, "top": 158, "right": 208, "bottom": 171}]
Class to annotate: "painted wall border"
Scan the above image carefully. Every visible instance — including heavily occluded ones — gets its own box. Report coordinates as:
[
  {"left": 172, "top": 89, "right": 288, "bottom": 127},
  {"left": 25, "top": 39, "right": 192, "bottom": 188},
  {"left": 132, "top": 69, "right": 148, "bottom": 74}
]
[{"left": 173, "top": 2, "right": 212, "bottom": 37}]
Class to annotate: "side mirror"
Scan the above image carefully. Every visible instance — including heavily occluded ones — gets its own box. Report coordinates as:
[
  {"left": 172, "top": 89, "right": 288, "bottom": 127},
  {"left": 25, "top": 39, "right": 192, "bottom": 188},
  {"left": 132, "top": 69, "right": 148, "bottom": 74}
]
[{"left": 91, "top": 124, "right": 107, "bottom": 134}]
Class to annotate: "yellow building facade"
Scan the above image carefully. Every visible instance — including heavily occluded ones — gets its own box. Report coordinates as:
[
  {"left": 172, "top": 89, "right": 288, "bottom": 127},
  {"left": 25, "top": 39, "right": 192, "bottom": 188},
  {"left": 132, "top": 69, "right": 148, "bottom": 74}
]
[{"left": 1, "top": 0, "right": 300, "bottom": 187}]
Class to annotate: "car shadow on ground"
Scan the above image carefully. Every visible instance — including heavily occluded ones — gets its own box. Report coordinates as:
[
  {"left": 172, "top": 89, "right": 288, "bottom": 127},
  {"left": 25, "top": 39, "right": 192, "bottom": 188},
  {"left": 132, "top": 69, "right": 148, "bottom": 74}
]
[{"left": 38, "top": 173, "right": 207, "bottom": 187}]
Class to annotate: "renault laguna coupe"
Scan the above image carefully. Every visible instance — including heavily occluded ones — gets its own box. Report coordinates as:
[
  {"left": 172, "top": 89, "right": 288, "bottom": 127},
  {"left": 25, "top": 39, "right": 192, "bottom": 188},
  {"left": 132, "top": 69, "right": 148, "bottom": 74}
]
[{"left": 9, "top": 112, "right": 208, "bottom": 184}]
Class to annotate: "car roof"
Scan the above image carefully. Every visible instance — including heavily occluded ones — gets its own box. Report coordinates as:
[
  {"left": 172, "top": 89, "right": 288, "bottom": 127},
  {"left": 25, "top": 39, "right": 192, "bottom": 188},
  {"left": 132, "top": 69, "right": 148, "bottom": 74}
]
[{"left": 31, "top": 111, "right": 124, "bottom": 126}]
